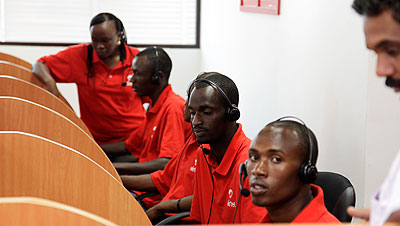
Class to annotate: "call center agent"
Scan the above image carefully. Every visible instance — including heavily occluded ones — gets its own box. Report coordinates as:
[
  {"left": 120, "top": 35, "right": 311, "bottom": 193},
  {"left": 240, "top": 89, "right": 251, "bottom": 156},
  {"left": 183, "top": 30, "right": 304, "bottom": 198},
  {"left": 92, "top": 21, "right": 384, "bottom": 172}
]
[
  {"left": 32, "top": 12, "right": 145, "bottom": 145},
  {"left": 103, "top": 47, "right": 191, "bottom": 176},
  {"left": 188, "top": 72, "right": 266, "bottom": 224},
  {"left": 246, "top": 118, "right": 340, "bottom": 223}
]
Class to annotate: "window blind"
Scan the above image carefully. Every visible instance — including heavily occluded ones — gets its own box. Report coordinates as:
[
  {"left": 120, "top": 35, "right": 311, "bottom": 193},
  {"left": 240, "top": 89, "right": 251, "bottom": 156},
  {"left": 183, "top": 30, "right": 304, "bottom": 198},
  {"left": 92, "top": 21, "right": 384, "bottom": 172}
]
[{"left": 0, "top": 0, "right": 198, "bottom": 47}]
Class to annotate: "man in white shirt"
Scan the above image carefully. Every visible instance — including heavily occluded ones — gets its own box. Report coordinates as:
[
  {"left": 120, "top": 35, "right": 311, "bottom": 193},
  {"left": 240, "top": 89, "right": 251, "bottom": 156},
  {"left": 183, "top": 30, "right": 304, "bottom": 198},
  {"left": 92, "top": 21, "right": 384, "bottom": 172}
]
[{"left": 350, "top": 0, "right": 400, "bottom": 224}]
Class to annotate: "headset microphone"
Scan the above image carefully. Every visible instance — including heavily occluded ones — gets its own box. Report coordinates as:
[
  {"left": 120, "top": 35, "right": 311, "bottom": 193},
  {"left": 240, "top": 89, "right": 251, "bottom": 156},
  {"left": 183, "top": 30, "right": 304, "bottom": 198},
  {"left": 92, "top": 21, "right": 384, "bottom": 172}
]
[
  {"left": 201, "top": 145, "right": 211, "bottom": 155},
  {"left": 121, "top": 82, "right": 132, "bottom": 87},
  {"left": 232, "top": 160, "right": 250, "bottom": 224},
  {"left": 239, "top": 160, "right": 250, "bottom": 197}
]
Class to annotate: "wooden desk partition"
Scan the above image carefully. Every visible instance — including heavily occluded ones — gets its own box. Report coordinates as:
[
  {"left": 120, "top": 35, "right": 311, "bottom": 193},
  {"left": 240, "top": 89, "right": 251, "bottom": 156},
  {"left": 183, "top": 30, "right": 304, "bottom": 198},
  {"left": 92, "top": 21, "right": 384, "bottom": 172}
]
[
  {"left": 0, "top": 197, "right": 117, "bottom": 226},
  {"left": 0, "top": 132, "right": 151, "bottom": 226},
  {"left": 0, "top": 75, "right": 92, "bottom": 138},
  {"left": 0, "top": 61, "right": 73, "bottom": 110},
  {"left": 0, "top": 52, "right": 31, "bottom": 69},
  {"left": 0, "top": 97, "right": 120, "bottom": 183}
]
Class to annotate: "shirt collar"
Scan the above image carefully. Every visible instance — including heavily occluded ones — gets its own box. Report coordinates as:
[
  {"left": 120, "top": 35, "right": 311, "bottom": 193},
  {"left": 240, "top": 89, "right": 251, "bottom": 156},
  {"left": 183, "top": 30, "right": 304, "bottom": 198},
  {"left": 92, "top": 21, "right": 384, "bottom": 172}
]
[
  {"left": 91, "top": 43, "right": 133, "bottom": 68},
  {"left": 208, "top": 123, "right": 248, "bottom": 176},
  {"left": 292, "top": 184, "right": 327, "bottom": 223},
  {"left": 260, "top": 185, "right": 328, "bottom": 223},
  {"left": 148, "top": 85, "right": 173, "bottom": 114}
]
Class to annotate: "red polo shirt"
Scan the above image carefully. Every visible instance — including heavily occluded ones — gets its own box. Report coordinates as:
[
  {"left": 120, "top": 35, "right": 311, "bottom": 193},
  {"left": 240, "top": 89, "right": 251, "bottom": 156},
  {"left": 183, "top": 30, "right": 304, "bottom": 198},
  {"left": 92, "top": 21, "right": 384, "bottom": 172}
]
[
  {"left": 125, "top": 85, "right": 191, "bottom": 162},
  {"left": 151, "top": 134, "right": 198, "bottom": 199},
  {"left": 190, "top": 124, "right": 267, "bottom": 224},
  {"left": 259, "top": 184, "right": 341, "bottom": 223},
  {"left": 38, "top": 43, "right": 145, "bottom": 144}
]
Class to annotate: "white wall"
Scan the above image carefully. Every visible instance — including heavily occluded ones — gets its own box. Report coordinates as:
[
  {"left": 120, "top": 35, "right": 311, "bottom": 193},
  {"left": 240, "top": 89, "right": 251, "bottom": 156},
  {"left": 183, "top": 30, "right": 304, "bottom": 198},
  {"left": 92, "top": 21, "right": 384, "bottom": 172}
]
[
  {"left": 199, "top": 0, "right": 369, "bottom": 208},
  {"left": 2, "top": 0, "right": 399, "bottom": 212}
]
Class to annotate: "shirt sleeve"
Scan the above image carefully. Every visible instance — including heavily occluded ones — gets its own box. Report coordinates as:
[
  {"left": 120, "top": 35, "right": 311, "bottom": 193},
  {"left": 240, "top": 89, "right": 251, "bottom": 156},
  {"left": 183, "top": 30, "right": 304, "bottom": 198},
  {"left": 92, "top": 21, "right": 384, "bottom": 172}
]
[
  {"left": 38, "top": 44, "right": 86, "bottom": 83},
  {"left": 124, "top": 120, "right": 146, "bottom": 157},
  {"left": 150, "top": 151, "right": 180, "bottom": 196},
  {"left": 157, "top": 110, "right": 190, "bottom": 159}
]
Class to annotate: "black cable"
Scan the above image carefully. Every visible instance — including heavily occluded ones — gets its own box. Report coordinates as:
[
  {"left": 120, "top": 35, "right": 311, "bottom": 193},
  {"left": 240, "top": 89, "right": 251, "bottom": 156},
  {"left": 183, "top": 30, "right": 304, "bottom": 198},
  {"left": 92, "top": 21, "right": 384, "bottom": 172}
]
[
  {"left": 203, "top": 152, "right": 214, "bottom": 225},
  {"left": 232, "top": 174, "right": 245, "bottom": 224}
]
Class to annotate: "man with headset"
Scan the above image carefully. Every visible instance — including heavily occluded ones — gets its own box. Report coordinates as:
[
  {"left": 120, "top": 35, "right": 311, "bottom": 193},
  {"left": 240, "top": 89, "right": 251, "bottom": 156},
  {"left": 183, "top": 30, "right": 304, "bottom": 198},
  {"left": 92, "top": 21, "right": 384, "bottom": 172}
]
[
  {"left": 188, "top": 72, "right": 266, "bottom": 224},
  {"left": 348, "top": 0, "right": 400, "bottom": 224},
  {"left": 247, "top": 118, "right": 340, "bottom": 223},
  {"left": 120, "top": 73, "right": 212, "bottom": 223},
  {"left": 101, "top": 47, "right": 191, "bottom": 175}
]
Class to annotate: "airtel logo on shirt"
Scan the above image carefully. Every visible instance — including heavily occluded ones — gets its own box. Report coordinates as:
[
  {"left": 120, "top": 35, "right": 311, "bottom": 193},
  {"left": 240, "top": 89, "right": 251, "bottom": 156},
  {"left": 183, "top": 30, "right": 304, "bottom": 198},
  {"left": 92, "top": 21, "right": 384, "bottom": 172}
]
[
  {"left": 227, "top": 188, "right": 236, "bottom": 208},
  {"left": 190, "top": 159, "right": 197, "bottom": 173}
]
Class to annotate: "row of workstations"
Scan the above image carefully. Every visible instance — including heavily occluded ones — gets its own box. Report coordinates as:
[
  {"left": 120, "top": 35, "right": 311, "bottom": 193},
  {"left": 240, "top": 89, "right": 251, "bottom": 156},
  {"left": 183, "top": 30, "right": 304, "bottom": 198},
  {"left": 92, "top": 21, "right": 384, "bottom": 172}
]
[
  {"left": 0, "top": 52, "right": 151, "bottom": 226},
  {"left": 0, "top": 52, "right": 356, "bottom": 226}
]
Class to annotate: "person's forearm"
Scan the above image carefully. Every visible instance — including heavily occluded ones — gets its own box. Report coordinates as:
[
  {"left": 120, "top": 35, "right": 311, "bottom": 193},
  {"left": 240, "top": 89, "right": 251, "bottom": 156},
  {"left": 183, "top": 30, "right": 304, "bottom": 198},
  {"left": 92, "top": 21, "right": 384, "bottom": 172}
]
[
  {"left": 145, "top": 195, "right": 193, "bottom": 222},
  {"left": 120, "top": 174, "right": 158, "bottom": 191},
  {"left": 154, "top": 195, "right": 193, "bottom": 213},
  {"left": 114, "top": 157, "right": 170, "bottom": 175},
  {"left": 32, "top": 61, "right": 60, "bottom": 97},
  {"left": 100, "top": 141, "right": 130, "bottom": 158}
]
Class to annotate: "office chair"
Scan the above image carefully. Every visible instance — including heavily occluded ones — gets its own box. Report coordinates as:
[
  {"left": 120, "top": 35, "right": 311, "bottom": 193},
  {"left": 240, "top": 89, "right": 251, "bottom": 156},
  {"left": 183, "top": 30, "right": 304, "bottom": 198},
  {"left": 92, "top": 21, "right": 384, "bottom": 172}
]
[{"left": 313, "top": 171, "right": 356, "bottom": 222}]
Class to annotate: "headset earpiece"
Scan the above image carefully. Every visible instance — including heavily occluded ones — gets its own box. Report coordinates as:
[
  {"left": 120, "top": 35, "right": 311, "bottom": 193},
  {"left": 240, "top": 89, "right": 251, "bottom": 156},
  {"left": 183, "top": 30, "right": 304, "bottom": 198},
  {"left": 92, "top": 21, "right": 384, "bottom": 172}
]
[
  {"left": 226, "top": 105, "right": 240, "bottom": 121},
  {"left": 152, "top": 73, "right": 161, "bottom": 84},
  {"left": 299, "top": 162, "right": 318, "bottom": 184},
  {"left": 275, "top": 116, "right": 318, "bottom": 184}
]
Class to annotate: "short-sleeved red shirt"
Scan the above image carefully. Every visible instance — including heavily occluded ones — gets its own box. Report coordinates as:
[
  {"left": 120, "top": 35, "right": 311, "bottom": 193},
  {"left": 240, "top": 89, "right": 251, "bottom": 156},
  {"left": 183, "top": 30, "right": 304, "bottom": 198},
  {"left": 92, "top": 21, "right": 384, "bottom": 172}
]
[
  {"left": 38, "top": 43, "right": 145, "bottom": 144},
  {"left": 190, "top": 124, "right": 267, "bottom": 224},
  {"left": 259, "top": 184, "right": 341, "bottom": 223},
  {"left": 150, "top": 134, "right": 198, "bottom": 200},
  {"left": 125, "top": 85, "right": 191, "bottom": 162}
]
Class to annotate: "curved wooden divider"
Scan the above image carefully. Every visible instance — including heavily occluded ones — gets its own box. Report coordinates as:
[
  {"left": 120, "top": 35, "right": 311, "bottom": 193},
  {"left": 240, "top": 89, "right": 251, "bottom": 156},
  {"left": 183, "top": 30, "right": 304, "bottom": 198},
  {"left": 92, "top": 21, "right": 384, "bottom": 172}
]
[
  {"left": 0, "top": 61, "right": 73, "bottom": 110},
  {"left": 0, "top": 197, "right": 117, "bottom": 226},
  {"left": 0, "top": 52, "right": 31, "bottom": 69},
  {"left": 0, "top": 75, "right": 92, "bottom": 138},
  {"left": 0, "top": 132, "right": 151, "bottom": 226},
  {"left": 0, "top": 97, "right": 120, "bottom": 183}
]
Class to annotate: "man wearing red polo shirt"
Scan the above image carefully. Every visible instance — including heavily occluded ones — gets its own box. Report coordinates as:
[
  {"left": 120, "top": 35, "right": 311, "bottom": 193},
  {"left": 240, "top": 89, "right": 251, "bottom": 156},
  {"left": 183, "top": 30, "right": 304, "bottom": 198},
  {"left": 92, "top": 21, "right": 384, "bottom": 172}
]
[
  {"left": 188, "top": 73, "right": 266, "bottom": 224},
  {"left": 102, "top": 47, "right": 191, "bottom": 175},
  {"left": 120, "top": 73, "right": 213, "bottom": 223},
  {"left": 247, "top": 118, "right": 340, "bottom": 223}
]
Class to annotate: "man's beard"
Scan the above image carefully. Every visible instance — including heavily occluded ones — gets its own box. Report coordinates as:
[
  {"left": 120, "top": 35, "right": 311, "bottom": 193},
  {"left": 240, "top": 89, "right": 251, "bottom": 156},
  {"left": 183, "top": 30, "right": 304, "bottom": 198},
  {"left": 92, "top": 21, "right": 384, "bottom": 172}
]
[{"left": 385, "top": 77, "right": 400, "bottom": 89}]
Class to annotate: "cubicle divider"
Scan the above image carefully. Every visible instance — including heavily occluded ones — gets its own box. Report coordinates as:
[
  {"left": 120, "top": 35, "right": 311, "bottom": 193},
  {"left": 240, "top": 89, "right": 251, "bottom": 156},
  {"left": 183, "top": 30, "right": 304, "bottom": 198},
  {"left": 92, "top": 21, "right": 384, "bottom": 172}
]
[
  {"left": 0, "top": 61, "right": 73, "bottom": 110},
  {"left": 0, "top": 75, "right": 92, "bottom": 137},
  {"left": 0, "top": 132, "right": 151, "bottom": 226},
  {"left": 0, "top": 197, "right": 117, "bottom": 226},
  {"left": 0, "top": 96, "right": 120, "bottom": 183},
  {"left": 0, "top": 52, "right": 31, "bottom": 70}
]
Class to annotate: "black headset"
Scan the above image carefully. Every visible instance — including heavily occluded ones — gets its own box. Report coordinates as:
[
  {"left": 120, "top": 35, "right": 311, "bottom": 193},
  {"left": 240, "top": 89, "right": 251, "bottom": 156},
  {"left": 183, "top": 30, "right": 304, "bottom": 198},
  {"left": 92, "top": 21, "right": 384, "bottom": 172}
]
[
  {"left": 152, "top": 46, "right": 162, "bottom": 84},
  {"left": 276, "top": 116, "right": 318, "bottom": 184},
  {"left": 238, "top": 116, "right": 317, "bottom": 195},
  {"left": 189, "top": 78, "right": 240, "bottom": 121}
]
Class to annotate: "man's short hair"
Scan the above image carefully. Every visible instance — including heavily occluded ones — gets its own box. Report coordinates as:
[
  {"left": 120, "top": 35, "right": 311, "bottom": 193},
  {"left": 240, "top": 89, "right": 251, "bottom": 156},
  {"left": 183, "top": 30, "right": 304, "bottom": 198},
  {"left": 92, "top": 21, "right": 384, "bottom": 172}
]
[
  {"left": 352, "top": 0, "right": 400, "bottom": 23},
  {"left": 266, "top": 120, "right": 318, "bottom": 165},
  {"left": 136, "top": 47, "right": 173, "bottom": 80},
  {"left": 193, "top": 72, "right": 239, "bottom": 107}
]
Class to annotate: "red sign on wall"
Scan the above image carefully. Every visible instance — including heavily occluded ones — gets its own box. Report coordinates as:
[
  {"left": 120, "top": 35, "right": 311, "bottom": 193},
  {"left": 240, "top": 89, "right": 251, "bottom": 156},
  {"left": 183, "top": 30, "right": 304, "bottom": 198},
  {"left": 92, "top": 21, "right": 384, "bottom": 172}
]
[{"left": 240, "top": 0, "right": 280, "bottom": 15}]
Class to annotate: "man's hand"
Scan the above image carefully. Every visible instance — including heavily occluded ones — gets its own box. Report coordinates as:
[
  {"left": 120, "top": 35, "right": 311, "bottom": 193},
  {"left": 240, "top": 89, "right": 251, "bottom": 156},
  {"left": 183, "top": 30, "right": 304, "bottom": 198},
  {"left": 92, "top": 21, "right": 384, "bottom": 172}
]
[
  {"left": 146, "top": 202, "right": 167, "bottom": 223},
  {"left": 347, "top": 206, "right": 370, "bottom": 222}
]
